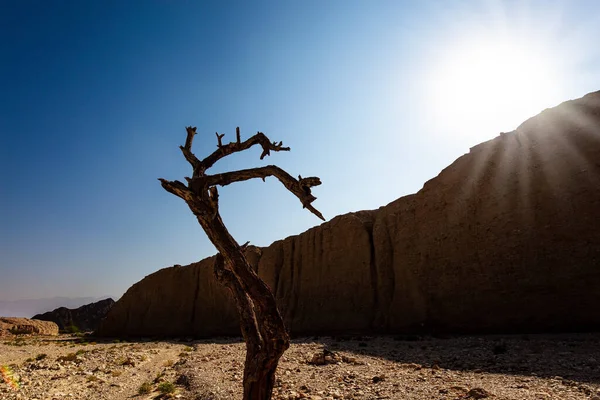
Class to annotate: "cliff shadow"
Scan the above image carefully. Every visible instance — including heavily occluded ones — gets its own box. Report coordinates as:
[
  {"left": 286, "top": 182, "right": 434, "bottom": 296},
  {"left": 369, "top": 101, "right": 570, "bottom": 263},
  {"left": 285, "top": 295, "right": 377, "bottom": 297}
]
[
  {"left": 86, "top": 331, "right": 600, "bottom": 387},
  {"left": 301, "top": 332, "right": 600, "bottom": 386}
]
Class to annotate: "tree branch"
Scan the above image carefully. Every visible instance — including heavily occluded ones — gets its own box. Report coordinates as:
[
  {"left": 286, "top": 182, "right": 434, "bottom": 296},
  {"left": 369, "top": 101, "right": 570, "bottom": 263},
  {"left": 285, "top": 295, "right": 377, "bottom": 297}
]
[
  {"left": 158, "top": 178, "right": 194, "bottom": 202},
  {"left": 166, "top": 126, "right": 324, "bottom": 220},
  {"left": 215, "top": 132, "right": 225, "bottom": 147},
  {"left": 179, "top": 127, "right": 202, "bottom": 173},
  {"left": 204, "top": 165, "right": 325, "bottom": 221},
  {"left": 201, "top": 130, "right": 290, "bottom": 171}
]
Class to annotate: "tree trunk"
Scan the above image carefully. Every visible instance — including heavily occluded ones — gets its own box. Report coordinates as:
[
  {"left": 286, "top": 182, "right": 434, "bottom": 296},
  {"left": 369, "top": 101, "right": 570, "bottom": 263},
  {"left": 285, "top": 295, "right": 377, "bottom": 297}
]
[
  {"left": 243, "top": 351, "right": 279, "bottom": 400},
  {"left": 205, "top": 214, "right": 289, "bottom": 400},
  {"left": 159, "top": 126, "right": 324, "bottom": 400}
]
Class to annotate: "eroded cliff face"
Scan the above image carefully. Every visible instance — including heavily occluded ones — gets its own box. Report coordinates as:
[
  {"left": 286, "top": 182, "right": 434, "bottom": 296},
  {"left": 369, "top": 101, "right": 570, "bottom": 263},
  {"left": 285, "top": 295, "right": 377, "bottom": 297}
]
[
  {"left": 375, "top": 91, "right": 600, "bottom": 333},
  {"left": 98, "top": 91, "right": 600, "bottom": 337}
]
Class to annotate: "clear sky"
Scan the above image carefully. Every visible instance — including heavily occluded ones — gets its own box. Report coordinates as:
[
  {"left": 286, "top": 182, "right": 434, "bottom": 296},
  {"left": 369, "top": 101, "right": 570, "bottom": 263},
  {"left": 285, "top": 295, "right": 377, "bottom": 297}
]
[{"left": 1, "top": 0, "right": 599, "bottom": 301}]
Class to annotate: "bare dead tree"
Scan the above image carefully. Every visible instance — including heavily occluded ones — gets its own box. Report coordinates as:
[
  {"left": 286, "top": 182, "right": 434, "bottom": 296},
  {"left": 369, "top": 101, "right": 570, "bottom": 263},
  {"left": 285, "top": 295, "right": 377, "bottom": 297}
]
[{"left": 159, "top": 126, "right": 324, "bottom": 400}]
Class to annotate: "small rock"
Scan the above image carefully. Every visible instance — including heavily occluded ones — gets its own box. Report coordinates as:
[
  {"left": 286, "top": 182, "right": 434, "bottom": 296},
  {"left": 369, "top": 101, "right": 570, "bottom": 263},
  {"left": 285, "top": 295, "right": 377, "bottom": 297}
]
[
  {"left": 466, "top": 387, "right": 491, "bottom": 399},
  {"left": 308, "top": 349, "right": 340, "bottom": 366}
]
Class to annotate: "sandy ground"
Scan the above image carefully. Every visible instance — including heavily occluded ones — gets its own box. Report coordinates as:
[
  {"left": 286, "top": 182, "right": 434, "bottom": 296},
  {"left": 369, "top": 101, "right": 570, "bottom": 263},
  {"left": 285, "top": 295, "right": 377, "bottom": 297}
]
[{"left": 1, "top": 333, "right": 600, "bottom": 399}]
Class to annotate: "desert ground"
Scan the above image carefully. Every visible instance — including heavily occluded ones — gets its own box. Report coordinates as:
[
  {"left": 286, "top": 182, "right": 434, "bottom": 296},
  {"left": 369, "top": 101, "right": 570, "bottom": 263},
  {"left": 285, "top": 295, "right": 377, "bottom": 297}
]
[{"left": 1, "top": 333, "right": 600, "bottom": 400}]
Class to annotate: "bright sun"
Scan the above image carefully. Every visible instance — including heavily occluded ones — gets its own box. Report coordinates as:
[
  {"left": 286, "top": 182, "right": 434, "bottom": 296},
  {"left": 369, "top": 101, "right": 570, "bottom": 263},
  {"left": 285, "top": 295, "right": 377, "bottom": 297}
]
[{"left": 426, "top": 33, "right": 565, "bottom": 139}]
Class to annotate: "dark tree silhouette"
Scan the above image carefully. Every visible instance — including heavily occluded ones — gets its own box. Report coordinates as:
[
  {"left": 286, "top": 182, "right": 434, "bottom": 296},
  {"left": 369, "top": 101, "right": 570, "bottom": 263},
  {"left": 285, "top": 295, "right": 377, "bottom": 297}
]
[{"left": 159, "top": 126, "right": 324, "bottom": 400}]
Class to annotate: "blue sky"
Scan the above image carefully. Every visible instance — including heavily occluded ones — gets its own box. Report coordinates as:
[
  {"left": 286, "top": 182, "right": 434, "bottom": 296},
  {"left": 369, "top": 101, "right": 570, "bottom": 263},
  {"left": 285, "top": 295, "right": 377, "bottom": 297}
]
[{"left": 1, "top": 0, "right": 599, "bottom": 301}]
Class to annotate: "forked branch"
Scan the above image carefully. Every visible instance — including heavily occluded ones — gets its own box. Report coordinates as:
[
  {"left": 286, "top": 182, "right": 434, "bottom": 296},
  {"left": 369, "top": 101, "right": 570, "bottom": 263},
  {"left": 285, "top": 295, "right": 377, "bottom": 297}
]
[
  {"left": 202, "top": 131, "right": 291, "bottom": 170},
  {"left": 179, "top": 126, "right": 202, "bottom": 173},
  {"left": 162, "top": 126, "right": 324, "bottom": 221}
]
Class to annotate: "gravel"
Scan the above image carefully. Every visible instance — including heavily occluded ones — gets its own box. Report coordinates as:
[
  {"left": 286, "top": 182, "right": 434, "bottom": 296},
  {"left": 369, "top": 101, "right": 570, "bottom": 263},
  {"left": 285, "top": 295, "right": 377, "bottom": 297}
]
[{"left": 2, "top": 333, "right": 599, "bottom": 399}]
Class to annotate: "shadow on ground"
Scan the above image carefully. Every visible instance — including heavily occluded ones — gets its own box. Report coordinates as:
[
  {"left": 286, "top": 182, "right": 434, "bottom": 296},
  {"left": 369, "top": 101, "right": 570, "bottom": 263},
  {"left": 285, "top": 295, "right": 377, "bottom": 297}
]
[
  {"left": 87, "top": 332, "right": 600, "bottom": 387},
  {"left": 303, "top": 332, "right": 600, "bottom": 386}
]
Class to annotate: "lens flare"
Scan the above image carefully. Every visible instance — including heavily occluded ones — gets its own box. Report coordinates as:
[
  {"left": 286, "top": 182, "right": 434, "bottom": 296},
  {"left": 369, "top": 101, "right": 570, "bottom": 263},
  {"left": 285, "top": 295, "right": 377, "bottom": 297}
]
[{"left": 1, "top": 365, "right": 20, "bottom": 391}]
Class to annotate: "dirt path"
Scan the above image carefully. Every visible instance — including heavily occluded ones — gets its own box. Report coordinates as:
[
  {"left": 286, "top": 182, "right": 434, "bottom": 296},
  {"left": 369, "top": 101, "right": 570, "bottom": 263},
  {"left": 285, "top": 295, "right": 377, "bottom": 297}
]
[{"left": 0, "top": 336, "right": 189, "bottom": 399}]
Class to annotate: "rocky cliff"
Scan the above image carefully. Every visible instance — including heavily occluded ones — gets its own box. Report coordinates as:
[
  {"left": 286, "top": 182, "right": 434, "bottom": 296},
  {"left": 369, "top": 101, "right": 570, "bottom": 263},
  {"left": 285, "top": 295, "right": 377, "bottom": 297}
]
[
  {"left": 33, "top": 298, "right": 115, "bottom": 332},
  {"left": 98, "top": 91, "right": 600, "bottom": 337}
]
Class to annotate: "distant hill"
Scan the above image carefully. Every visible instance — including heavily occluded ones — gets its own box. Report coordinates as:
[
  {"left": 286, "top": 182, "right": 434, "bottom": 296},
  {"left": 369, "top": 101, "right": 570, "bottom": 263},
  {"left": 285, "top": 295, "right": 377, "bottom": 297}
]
[
  {"left": 33, "top": 298, "right": 115, "bottom": 332},
  {"left": 0, "top": 296, "right": 114, "bottom": 318}
]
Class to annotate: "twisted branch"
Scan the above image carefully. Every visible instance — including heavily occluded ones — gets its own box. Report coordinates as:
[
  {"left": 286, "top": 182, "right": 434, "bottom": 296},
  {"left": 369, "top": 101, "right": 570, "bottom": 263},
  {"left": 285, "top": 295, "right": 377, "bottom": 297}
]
[
  {"left": 204, "top": 166, "right": 324, "bottom": 220},
  {"left": 201, "top": 130, "right": 290, "bottom": 170},
  {"left": 161, "top": 126, "right": 324, "bottom": 220}
]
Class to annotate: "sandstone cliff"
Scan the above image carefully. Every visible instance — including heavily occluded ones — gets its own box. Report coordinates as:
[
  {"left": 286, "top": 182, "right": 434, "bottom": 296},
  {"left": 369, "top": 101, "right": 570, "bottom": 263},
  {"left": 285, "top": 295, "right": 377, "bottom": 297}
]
[
  {"left": 98, "top": 91, "right": 600, "bottom": 337},
  {"left": 0, "top": 317, "right": 59, "bottom": 336},
  {"left": 33, "top": 298, "right": 115, "bottom": 332}
]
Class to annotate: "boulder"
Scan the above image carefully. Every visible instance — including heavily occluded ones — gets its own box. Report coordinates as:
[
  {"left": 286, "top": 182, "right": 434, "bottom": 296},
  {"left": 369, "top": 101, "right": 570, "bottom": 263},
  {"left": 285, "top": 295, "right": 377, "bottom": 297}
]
[
  {"left": 0, "top": 317, "right": 59, "bottom": 336},
  {"left": 98, "top": 90, "right": 600, "bottom": 337}
]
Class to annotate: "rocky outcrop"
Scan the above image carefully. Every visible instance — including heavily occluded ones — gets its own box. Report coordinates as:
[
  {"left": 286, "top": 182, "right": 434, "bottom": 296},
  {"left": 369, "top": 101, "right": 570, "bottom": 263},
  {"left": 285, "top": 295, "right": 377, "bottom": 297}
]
[
  {"left": 33, "top": 298, "right": 115, "bottom": 332},
  {"left": 98, "top": 91, "right": 600, "bottom": 337},
  {"left": 0, "top": 317, "right": 59, "bottom": 336}
]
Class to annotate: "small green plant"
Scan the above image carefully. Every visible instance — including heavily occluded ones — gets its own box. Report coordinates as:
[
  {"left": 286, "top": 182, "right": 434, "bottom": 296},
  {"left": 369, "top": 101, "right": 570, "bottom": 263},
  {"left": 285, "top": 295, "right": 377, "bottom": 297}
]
[
  {"left": 184, "top": 346, "right": 194, "bottom": 352},
  {"left": 10, "top": 337, "right": 27, "bottom": 346},
  {"left": 75, "top": 349, "right": 87, "bottom": 356},
  {"left": 63, "top": 324, "right": 81, "bottom": 334},
  {"left": 138, "top": 381, "right": 152, "bottom": 395},
  {"left": 163, "top": 359, "right": 174, "bottom": 367},
  {"left": 118, "top": 357, "right": 135, "bottom": 366},
  {"left": 158, "top": 381, "right": 175, "bottom": 394},
  {"left": 153, "top": 371, "right": 165, "bottom": 383},
  {"left": 35, "top": 353, "right": 47, "bottom": 361}
]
